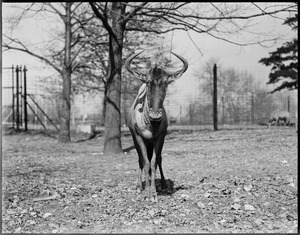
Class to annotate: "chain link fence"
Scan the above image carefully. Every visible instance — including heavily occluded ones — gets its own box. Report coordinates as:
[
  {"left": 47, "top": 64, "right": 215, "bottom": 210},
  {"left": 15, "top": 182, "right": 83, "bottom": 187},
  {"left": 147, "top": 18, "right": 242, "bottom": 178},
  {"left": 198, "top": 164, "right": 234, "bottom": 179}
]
[{"left": 2, "top": 65, "right": 298, "bottom": 132}]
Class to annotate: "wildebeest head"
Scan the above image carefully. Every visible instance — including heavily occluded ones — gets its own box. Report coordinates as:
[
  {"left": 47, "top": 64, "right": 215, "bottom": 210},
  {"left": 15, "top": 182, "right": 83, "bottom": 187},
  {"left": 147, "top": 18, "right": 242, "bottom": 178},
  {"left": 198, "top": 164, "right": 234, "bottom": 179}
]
[{"left": 125, "top": 51, "right": 188, "bottom": 121}]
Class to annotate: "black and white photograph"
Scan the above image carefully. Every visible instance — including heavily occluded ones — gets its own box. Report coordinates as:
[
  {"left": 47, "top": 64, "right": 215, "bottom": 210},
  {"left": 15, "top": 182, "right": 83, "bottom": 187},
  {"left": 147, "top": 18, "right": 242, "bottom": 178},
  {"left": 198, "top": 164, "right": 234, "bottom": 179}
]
[{"left": 1, "top": 2, "right": 298, "bottom": 233}]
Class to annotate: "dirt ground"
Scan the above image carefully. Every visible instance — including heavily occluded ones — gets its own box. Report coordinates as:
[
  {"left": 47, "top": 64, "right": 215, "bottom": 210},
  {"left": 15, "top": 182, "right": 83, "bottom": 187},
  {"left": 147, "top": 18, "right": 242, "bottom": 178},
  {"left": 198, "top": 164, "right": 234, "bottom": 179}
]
[{"left": 2, "top": 125, "right": 298, "bottom": 233}]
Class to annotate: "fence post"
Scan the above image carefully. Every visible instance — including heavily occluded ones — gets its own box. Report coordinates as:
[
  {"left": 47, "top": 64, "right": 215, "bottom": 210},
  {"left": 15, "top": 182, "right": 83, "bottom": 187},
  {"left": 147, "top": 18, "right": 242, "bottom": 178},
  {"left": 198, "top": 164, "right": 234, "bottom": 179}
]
[
  {"left": 23, "top": 66, "right": 28, "bottom": 131},
  {"left": 12, "top": 65, "right": 15, "bottom": 129},
  {"left": 15, "top": 65, "right": 20, "bottom": 131},
  {"left": 180, "top": 105, "right": 182, "bottom": 124},
  {"left": 20, "top": 66, "right": 23, "bottom": 127},
  {"left": 251, "top": 92, "right": 255, "bottom": 125},
  {"left": 213, "top": 64, "right": 218, "bottom": 131}
]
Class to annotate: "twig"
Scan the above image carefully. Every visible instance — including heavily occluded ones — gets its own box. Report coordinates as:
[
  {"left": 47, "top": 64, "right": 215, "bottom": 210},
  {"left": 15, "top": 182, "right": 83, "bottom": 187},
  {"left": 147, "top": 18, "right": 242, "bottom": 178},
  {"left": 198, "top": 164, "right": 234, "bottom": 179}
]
[{"left": 32, "top": 192, "right": 60, "bottom": 202}]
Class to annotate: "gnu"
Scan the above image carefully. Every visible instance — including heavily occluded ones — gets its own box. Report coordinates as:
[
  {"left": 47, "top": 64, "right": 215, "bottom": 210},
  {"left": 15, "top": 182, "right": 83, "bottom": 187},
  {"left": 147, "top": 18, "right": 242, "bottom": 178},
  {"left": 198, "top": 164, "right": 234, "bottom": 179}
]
[{"left": 125, "top": 51, "right": 188, "bottom": 202}]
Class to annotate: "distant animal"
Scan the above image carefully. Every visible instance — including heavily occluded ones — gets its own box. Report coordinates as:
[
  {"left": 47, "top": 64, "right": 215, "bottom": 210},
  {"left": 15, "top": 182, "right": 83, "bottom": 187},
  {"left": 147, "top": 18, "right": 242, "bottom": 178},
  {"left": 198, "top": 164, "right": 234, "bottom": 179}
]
[
  {"left": 267, "top": 111, "right": 291, "bottom": 128},
  {"left": 126, "top": 51, "right": 188, "bottom": 202}
]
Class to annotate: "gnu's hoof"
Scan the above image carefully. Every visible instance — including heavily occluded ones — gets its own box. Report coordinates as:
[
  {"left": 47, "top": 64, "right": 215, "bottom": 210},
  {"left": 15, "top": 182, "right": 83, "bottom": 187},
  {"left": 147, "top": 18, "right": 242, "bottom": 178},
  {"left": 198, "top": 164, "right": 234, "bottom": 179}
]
[{"left": 150, "top": 195, "right": 158, "bottom": 203}]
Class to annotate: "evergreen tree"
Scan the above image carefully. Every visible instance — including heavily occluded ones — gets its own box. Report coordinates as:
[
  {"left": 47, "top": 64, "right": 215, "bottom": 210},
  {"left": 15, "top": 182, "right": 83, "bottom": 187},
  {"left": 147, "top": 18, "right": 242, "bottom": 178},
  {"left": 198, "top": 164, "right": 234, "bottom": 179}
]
[{"left": 259, "top": 13, "right": 298, "bottom": 93}]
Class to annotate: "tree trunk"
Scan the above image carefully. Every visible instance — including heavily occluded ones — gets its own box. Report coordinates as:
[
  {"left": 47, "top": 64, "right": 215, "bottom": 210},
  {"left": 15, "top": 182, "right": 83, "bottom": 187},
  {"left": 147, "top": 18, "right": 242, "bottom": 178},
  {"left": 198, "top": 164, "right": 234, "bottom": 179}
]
[
  {"left": 103, "top": 2, "right": 125, "bottom": 154},
  {"left": 59, "top": 69, "right": 71, "bottom": 142},
  {"left": 58, "top": 2, "right": 72, "bottom": 143}
]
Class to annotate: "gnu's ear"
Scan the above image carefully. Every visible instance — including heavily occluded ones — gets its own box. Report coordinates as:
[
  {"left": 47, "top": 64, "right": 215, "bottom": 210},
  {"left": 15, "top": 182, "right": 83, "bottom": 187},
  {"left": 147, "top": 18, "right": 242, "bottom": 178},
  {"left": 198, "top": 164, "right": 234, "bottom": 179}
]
[
  {"left": 132, "top": 70, "right": 147, "bottom": 83},
  {"left": 168, "top": 70, "right": 184, "bottom": 84}
]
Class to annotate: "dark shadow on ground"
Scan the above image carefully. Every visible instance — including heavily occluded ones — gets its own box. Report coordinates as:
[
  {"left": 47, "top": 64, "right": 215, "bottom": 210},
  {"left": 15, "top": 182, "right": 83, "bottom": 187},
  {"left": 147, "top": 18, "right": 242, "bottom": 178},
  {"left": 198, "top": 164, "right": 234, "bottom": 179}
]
[
  {"left": 75, "top": 131, "right": 103, "bottom": 143},
  {"left": 123, "top": 145, "right": 136, "bottom": 153},
  {"left": 140, "top": 178, "right": 184, "bottom": 196},
  {"left": 3, "top": 127, "right": 57, "bottom": 138}
]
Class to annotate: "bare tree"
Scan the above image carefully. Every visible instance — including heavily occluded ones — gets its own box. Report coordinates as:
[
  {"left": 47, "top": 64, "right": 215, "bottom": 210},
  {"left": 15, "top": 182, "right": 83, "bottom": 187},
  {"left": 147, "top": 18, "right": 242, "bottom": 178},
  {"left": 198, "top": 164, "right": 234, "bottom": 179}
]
[
  {"left": 89, "top": 2, "right": 147, "bottom": 154},
  {"left": 3, "top": 2, "right": 95, "bottom": 142}
]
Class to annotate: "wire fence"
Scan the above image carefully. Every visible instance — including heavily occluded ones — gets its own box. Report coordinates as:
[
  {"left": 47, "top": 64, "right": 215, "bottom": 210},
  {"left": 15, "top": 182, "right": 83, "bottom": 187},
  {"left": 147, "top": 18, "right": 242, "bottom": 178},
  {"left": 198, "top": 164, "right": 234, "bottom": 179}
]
[{"left": 2, "top": 65, "right": 298, "bottom": 132}]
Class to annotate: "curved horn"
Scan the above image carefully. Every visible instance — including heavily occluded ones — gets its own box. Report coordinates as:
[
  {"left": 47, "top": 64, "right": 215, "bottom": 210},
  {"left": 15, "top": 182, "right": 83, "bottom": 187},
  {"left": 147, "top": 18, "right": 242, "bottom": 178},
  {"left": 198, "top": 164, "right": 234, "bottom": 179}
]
[
  {"left": 167, "top": 52, "right": 188, "bottom": 76},
  {"left": 125, "top": 50, "right": 144, "bottom": 74}
]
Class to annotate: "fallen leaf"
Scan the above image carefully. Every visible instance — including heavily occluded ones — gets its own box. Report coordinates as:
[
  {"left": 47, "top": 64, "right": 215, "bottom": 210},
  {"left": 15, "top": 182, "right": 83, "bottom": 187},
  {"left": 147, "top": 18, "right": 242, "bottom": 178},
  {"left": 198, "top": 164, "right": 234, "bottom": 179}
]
[
  {"left": 30, "top": 211, "right": 37, "bottom": 216},
  {"left": 7, "top": 210, "right": 17, "bottom": 215},
  {"left": 21, "top": 209, "right": 28, "bottom": 214},
  {"left": 181, "top": 194, "right": 190, "bottom": 200},
  {"left": 244, "top": 204, "right": 255, "bottom": 211},
  {"left": 219, "top": 219, "right": 226, "bottom": 224},
  {"left": 254, "top": 218, "right": 263, "bottom": 225},
  {"left": 288, "top": 182, "right": 295, "bottom": 187},
  {"left": 286, "top": 214, "right": 297, "bottom": 221},
  {"left": 197, "top": 202, "right": 205, "bottom": 208},
  {"left": 148, "top": 209, "right": 155, "bottom": 217},
  {"left": 153, "top": 219, "right": 160, "bottom": 225},
  {"left": 233, "top": 197, "right": 241, "bottom": 203},
  {"left": 48, "top": 223, "right": 58, "bottom": 228},
  {"left": 243, "top": 184, "right": 253, "bottom": 192},
  {"left": 43, "top": 212, "right": 52, "bottom": 218},
  {"left": 231, "top": 203, "right": 241, "bottom": 210},
  {"left": 28, "top": 220, "right": 36, "bottom": 225},
  {"left": 199, "top": 177, "right": 207, "bottom": 183}
]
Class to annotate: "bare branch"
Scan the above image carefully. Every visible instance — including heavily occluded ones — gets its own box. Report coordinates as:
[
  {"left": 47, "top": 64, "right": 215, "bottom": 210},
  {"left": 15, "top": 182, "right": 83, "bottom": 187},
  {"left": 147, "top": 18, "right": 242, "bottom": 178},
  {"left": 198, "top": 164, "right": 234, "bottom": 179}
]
[
  {"left": 89, "top": 2, "right": 115, "bottom": 39},
  {"left": 186, "top": 30, "right": 204, "bottom": 56},
  {"left": 123, "top": 2, "right": 148, "bottom": 24},
  {"left": 70, "top": 41, "right": 87, "bottom": 66},
  {"left": 45, "top": 3, "right": 65, "bottom": 22},
  {"left": 3, "top": 35, "right": 62, "bottom": 74}
]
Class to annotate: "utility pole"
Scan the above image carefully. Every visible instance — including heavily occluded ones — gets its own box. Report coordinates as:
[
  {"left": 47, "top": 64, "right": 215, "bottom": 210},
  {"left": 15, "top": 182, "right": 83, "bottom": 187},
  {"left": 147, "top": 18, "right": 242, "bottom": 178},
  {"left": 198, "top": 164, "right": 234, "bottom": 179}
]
[
  {"left": 213, "top": 64, "right": 218, "bottom": 131},
  {"left": 251, "top": 92, "right": 255, "bottom": 125},
  {"left": 12, "top": 65, "right": 15, "bottom": 129},
  {"left": 23, "top": 66, "right": 28, "bottom": 131},
  {"left": 15, "top": 66, "right": 20, "bottom": 131}
]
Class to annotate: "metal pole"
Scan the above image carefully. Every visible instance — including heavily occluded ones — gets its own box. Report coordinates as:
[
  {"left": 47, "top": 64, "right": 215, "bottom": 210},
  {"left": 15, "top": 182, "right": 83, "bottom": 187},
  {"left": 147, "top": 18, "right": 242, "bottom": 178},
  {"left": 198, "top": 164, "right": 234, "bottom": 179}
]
[
  {"left": 20, "top": 65, "right": 23, "bottom": 127},
  {"left": 287, "top": 96, "right": 290, "bottom": 113},
  {"left": 12, "top": 65, "right": 15, "bottom": 129},
  {"left": 251, "top": 92, "right": 255, "bottom": 125},
  {"left": 213, "top": 64, "right": 218, "bottom": 131},
  {"left": 15, "top": 65, "right": 20, "bottom": 131},
  {"left": 23, "top": 66, "right": 28, "bottom": 131}
]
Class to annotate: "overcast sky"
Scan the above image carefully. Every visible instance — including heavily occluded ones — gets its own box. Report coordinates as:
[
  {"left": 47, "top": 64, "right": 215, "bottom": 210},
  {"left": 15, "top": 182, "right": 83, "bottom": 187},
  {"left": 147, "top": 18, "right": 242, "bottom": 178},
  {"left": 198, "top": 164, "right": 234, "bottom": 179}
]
[{"left": 2, "top": 3, "right": 296, "bottom": 102}]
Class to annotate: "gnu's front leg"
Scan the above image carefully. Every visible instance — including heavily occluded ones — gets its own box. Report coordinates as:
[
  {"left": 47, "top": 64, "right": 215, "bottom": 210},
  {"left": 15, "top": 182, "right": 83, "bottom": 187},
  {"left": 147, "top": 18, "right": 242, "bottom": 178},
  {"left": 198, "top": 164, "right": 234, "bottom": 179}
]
[
  {"left": 131, "top": 133, "right": 148, "bottom": 195},
  {"left": 149, "top": 151, "right": 158, "bottom": 202},
  {"left": 137, "top": 167, "right": 143, "bottom": 193}
]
